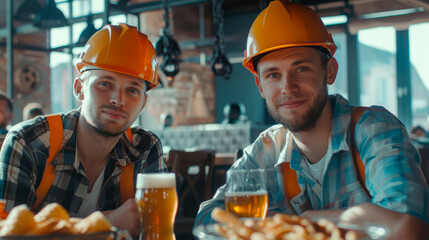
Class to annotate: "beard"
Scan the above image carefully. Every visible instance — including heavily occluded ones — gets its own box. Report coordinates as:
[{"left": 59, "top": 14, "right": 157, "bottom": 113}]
[
  {"left": 267, "top": 78, "right": 329, "bottom": 133},
  {"left": 86, "top": 106, "right": 129, "bottom": 137},
  {"left": 89, "top": 122, "right": 126, "bottom": 137}
]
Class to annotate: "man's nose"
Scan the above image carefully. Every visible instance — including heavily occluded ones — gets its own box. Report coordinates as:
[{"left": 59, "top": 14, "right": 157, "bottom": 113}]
[
  {"left": 280, "top": 73, "right": 298, "bottom": 95},
  {"left": 110, "top": 90, "right": 125, "bottom": 106}
]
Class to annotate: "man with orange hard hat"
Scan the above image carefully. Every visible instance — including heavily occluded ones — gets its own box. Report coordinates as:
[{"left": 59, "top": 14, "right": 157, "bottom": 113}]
[
  {"left": 195, "top": 1, "right": 428, "bottom": 239},
  {"left": 0, "top": 23, "right": 165, "bottom": 237}
]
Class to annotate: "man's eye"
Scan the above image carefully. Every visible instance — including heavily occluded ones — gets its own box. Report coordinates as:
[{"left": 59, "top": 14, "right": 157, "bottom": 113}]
[
  {"left": 267, "top": 73, "right": 280, "bottom": 79},
  {"left": 128, "top": 88, "right": 140, "bottom": 95},
  {"left": 297, "top": 66, "right": 309, "bottom": 72},
  {"left": 99, "top": 82, "right": 111, "bottom": 87}
]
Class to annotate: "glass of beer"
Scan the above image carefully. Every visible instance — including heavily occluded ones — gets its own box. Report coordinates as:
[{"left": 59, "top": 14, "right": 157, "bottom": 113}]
[
  {"left": 224, "top": 169, "right": 268, "bottom": 219},
  {"left": 135, "top": 173, "right": 178, "bottom": 240}
]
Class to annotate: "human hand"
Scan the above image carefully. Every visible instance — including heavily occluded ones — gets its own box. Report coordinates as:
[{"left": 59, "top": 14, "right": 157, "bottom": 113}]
[{"left": 103, "top": 198, "right": 140, "bottom": 238}]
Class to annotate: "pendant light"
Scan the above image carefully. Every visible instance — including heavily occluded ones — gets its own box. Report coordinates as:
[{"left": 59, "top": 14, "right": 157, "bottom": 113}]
[
  {"left": 155, "top": 0, "right": 181, "bottom": 81},
  {"left": 14, "top": 0, "right": 42, "bottom": 22},
  {"left": 34, "top": 0, "right": 68, "bottom": 28},
  {"left": 75, "top": 15, "right": 98, "bottom": 46},
  {"left": 211, "top": 0, "right": 232, "bottom": 79}
]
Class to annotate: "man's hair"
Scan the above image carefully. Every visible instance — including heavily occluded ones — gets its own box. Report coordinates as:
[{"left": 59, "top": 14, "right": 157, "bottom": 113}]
[
  {"left": 253, "top": 47, "right": 331, "bottom": 74},
  {"left": 411, "top": 125, "right": 426, "bottom": 134},
  {"left": 0, "top": 91, "right": 13, "bottom": 112}
]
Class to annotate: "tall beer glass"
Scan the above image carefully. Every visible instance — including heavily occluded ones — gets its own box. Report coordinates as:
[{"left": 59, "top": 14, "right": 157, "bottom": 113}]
[
  {"left": 135, "top": 173, "right": 178, "bottom": 240},
  {"left": 224, "top": 169, "right": 268, "bottom": 219}
]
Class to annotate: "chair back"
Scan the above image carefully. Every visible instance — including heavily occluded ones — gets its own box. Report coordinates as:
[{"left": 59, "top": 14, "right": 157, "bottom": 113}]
[{"left": 168, "top": 149, "right": 215, "bottom": 218}]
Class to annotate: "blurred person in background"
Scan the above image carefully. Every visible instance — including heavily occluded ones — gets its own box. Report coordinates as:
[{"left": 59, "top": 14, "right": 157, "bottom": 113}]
[
  {"left": 0, "top": 23, "right": 165, "bottom": 238},
  {"left": 222, "top": 102, "right": 249, "bottom": 124},
  {"left": 22, "top": 102, "right": 43, "bottom": 121},
  {"left": 0, "top": 91, "right": 13, "bottom": 135}
]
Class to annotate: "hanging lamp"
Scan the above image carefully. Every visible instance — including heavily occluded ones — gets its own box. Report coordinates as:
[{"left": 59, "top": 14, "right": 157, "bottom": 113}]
[
  {"left": 211, "top": 0, "right": 232, "bottom": 79},
  {"left": 34, "top": 0, "right": 68, "bottom": 28},
  {"left": 75, "top": 15, "right": 98, "bottom": 46},
  {"left": 15, "top": 0, "right": 42, "bottom": 22},
  {"left": 155, "top": 0, "right": 181, "bottom": 81}
]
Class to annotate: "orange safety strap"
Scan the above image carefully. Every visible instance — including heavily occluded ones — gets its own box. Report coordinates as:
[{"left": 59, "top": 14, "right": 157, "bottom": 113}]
[
  {"left": 282, "top": 107, "right": 368, "bottom": 200},
  {"left": 120, "top": 128, "right": 134, "bottom": 204},
  {"left": 33, "top": 115, "right": 134, "bottom": 210},
  {"left": 33, "top": 114, "right": 63, "bottom": 210},
  {"left": 350, "top": 106, "right": 367, "bottom": 193}
]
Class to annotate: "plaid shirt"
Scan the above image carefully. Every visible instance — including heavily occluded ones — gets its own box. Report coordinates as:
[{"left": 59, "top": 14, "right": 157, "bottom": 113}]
[
  {"left": 0, "top": 109, "right": 166, "bottom": 215},
  {"left": 196, "top": 94, "right": 429, "bottom": 226}
]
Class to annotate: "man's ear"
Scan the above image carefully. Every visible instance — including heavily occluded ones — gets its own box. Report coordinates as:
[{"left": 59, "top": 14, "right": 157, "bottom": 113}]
[
  {"left": 139, "top": 94, "right": 148, "bottom": 113},
  {"left": 326, "top": 57, "right": 339, "bottom": 85},
  {"left": 73, "top": 77, "right": 84, "bottom": 101},
  {"left": 255, "top": 74, "right": 266, "bottom": 99}
]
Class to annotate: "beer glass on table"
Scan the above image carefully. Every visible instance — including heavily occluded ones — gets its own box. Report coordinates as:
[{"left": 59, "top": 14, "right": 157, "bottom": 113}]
[
  {"left": 224, "top": 169, "right": 268, "bottom": 219},
  {"left": 135, "top": 173, "right": 178, "bottom": 240}
]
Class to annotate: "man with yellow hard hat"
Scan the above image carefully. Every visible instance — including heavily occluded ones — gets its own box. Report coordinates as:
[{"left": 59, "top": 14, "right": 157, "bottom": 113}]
[
  {"left": 195, "top": 1, "right": 428, "bottom": 239},
  {"left": 0, "top": 23, "right": 165, "bottom": 237}
]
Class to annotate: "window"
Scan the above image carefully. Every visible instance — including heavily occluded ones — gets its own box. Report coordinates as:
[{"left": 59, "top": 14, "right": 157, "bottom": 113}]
[
  {"left": 358, "top": 27, "right": 397, "bottom": 115},
  {"left": 410, "top": 23, "right": 429, "bottom": 128},
  {"left": 328, "top": 33, "right": 348, "bottom": 98}
]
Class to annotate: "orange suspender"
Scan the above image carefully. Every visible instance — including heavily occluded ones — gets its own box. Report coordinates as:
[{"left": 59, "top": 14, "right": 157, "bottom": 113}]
[
  {"left": 282, "top": 107, "right": 367, "bottom": 200},
  {"left": 33, "top": 114, "right": 134, "bottom": 210},
  {"left": 350, "top": 107, "right": 367, "bottom": 188},
  {"left": 33, "top": 114, "right": 63, "bottom": 210}
]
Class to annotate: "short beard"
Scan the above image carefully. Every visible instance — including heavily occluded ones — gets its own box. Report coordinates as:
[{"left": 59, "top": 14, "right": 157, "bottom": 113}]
[
  {"left": 89, "top": 122, "right": 125, "bottom": 137},
  {"left": 267, "top": 79, "right": 329, "bottom": 133}
]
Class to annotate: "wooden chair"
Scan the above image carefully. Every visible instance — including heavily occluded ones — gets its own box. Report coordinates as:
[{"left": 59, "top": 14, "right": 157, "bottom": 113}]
[{"left": 167, "top": 149, "right": 215, "bottom": 238}]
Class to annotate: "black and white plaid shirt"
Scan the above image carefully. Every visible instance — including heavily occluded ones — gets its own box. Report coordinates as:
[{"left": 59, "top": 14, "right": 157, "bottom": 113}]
[{"left": 0, "top": 109, "right": 166, "bottom": 215}]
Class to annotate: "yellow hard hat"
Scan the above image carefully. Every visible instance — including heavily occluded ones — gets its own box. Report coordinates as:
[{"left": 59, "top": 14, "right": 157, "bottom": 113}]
[
  {"left": 76, "top": 23, "right": 159, "bottom": 90},
  {"left": 242, "top": 0, "right": 337, "bottom": 75}
]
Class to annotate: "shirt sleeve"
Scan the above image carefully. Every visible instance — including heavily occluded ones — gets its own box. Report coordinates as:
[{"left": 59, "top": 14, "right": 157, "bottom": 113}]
[
  {"left": 133, "top": 129, "right": 167, "bottom": 173},
  {"left": 356, "top": 106, "right": 429, "bottom": 223},
  {"left": 0, "top": 130, "right": 42, "bottom": 211}
]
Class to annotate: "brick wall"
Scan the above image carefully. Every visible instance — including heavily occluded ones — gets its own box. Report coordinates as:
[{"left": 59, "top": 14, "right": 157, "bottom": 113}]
[
  {"left": 138, "top": 2, "right": 216, "bottom": 127},
  {"left": 0, "top": 32, "right": 50, "bottom": 124}
]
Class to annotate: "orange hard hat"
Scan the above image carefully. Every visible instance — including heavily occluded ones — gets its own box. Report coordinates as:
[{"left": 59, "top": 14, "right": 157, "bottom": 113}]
[
  {"left": 76, "top": 23, "right": 159, "bottom": 90},
  {"left": 242, "top": 0, "right": 337, "bottom": 75}
]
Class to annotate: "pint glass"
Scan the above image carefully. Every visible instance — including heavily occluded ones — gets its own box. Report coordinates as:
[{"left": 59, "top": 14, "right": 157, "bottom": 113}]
[
  {"left": 224, "top": 169, "right": 268, "bottom": 219},
  {"left": 135, "top": 173, "right": 178, "bottom": 240}
]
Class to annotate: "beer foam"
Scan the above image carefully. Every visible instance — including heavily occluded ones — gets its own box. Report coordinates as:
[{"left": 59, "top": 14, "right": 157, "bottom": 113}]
[{"left": 136, "top": 173, "right": 176, "bottom": 189}]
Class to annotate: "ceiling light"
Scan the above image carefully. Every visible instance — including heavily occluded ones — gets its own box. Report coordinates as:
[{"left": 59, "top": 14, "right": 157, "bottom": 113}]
[
  {"left": 75, "top": 15, "right": 98, "bottom": 46},
  {"left": 34, "top": 0, "right": 68, "bottom": 28},
  {"left": 360, "top": 7, "right": 424, "bottom": 20},
  {"left": 15, "top": 0, "right": 42, "bottom": 22}
]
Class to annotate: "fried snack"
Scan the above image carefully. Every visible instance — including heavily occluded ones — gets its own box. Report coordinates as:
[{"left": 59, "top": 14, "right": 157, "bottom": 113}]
[
  {"left": 210, "top": 208, "right": 359, "bottom": 240},
  {"left": 71, "top": 211, "right": 112, "bottom": 234},
  {"left": 34, "top": 202, "right": 70, "bottom": 223},
  {"left": 0, "top": 205, "right": 36, "bottom": 236}
]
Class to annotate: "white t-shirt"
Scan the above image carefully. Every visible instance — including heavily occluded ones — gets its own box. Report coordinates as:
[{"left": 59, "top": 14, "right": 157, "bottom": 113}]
[
  {"left": 76, "top": 166, "right": 106, "bottom": 218},
  {"left": 305, "top": 138, "right": 332, "bottom": 187}
]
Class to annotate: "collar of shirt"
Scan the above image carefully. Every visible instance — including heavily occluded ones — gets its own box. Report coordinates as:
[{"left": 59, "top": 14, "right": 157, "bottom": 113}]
[{"left": 50, "top": 109, "right": 142, "bottom": 170}]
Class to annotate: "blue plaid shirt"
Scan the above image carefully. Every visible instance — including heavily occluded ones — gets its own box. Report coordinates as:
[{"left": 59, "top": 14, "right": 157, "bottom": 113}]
[
  {"left": 0, "top": 109, "right": 166, "bottom": 215},
  {"left": 195, "top": 94, "right": 429, "bottom": 226}
]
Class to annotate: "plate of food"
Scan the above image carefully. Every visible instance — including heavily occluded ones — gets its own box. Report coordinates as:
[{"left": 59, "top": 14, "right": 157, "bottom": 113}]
[
  {"left": 193, "top": 208, "right": 388, "bottom": 240},
  {"left": 0, "top": 203, "right": 132, "bottom": 240}
]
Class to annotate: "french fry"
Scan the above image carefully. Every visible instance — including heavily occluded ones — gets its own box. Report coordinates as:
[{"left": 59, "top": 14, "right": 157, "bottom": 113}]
[{"left": 209, "top": 208, "right": 361, "bottom": 240}]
